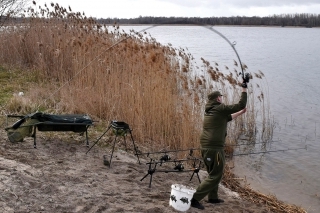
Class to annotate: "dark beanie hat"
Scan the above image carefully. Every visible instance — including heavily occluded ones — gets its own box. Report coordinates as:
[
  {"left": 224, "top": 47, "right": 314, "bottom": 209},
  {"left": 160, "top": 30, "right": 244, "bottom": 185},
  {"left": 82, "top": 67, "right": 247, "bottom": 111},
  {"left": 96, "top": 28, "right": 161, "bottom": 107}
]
[{"left": 208, "top": 91, "right": 222, "bottom": 100}]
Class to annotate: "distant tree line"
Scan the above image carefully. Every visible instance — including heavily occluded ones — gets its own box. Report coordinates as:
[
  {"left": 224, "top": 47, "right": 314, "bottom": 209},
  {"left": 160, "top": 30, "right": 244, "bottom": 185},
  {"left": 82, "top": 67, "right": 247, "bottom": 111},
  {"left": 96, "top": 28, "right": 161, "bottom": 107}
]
[
  {"left": 2, "top": 12, "right": 319, "bottom": 28},
  {"left": 98, "top": 13, "right": 320, "bottom": 28}
]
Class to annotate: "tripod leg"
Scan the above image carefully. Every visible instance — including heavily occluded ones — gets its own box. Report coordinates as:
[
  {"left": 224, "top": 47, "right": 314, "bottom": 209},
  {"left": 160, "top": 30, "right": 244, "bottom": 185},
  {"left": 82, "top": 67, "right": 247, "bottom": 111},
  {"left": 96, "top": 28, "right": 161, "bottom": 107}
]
[
  {"left": 196, "top": 160, "right": 202, "bottom": 183},
  {"left": 189, "top": 171, "right": 195, "bottom": 181},
  {"left": 85, "top": 128, "right": 89, "bottom": 147},
  {"left": 149, "top": 173, "right": 153, "bottom": 188},
  {"left": 148, "top": 163, "right": 157, "bottom": 188},
  {"left": 141, "top": 162, "right": 156, "bottom": 187},
  {"left": 129, "top": 131, "right": 140, "bottom": 164},
  {"left": 197, "top": 173, "right": 201, "bottom": 183},
  {"left": 86, "top": 125, "right": 111, "bottom": 154},
  {"left": 33, "top": 126, "right": 37, "bottom": 149},
  {"left": 123, "top": 135, "right": 127, "bottom": 151},
  {"left": 109, "top": 134, "right": 118, "bottom": 167},
  {"left": 141, "top": 162, "right": 153, "bottom": 181},
  {"left": 140, "top": 173, "right": 150, "bottom": 181}
]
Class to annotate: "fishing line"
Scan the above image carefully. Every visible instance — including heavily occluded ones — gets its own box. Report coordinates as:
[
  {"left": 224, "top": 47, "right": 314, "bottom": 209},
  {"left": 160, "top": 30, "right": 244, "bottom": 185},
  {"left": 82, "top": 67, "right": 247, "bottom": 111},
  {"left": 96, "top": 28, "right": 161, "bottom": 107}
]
[
  {"left": 38, "top": 25, "right": 158, "bottom": 110},
  {"left": 33, "top": 23, "right": 246, "bottom": 111},
  {"left": 1, "top": 22, "right": 248, "bottom": 115}
]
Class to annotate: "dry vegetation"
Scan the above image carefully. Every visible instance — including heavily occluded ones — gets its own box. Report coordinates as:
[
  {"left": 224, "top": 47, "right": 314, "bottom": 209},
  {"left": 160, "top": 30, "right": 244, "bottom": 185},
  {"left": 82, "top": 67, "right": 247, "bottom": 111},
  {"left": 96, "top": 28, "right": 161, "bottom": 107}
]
[{"left": 0, "top": 2, "right": 305, "bottom": 213}]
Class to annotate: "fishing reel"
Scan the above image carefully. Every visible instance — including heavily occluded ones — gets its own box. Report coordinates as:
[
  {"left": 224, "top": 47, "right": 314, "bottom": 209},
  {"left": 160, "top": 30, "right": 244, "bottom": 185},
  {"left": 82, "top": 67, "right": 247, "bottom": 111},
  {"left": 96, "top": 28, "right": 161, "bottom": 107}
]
[
  {"left": 240, "top": 72, "right": 251, "bottom": 88},
  {"left": 243, "top": 72, "right": 251, "bottom": 83},
  {"left": 160, "top": 154, "right": 170, "bottom": 161},
  {"left": 174, "top": 163, "right": 184, "bottom": 171},
  {"left": 159, "top": 154, "right": 171, "bottom": 165}
]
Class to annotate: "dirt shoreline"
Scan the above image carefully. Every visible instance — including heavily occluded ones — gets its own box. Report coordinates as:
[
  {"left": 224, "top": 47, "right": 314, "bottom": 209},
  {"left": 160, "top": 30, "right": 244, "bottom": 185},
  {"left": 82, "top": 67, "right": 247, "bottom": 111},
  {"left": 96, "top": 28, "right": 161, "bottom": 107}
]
[{"left": 0, "top": 126, "right": 275, "bottom": 213}]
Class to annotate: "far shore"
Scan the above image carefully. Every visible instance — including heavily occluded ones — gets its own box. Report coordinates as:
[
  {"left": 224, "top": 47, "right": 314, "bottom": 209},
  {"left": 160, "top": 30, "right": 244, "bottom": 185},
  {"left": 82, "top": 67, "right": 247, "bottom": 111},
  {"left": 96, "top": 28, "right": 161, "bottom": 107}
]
[
  {"left": 113, "top": 24, "right": 319, "bottom": 28},
  {"left": 2, "top": 22, "right": 318, "bottom": 29}
]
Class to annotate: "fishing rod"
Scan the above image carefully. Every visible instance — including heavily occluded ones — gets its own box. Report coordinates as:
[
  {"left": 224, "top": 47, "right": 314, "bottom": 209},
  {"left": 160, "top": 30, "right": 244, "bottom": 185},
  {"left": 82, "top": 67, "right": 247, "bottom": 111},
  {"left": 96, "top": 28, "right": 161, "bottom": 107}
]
[
  {"left": 141, "top": 157, "right": 203, "bottom": 187},
  {"left": 229, "top": 145, "right": 307, "bottom": 157},
  {"left": 203, "top": 25, "right": 250, "bottom": 83},
  {"left": 226, "top": 140, "right": 281, "bottom": 147},
  {"left": 137, "top": 140, "right": 281, "bottom": 161},
  {"left": 136, "top": 148, "right": 200, "bottom": 156},
  {"left": 137, "top": 148, "right": 201, "bottom": 165},
  {"left": 136, "top": 140, "right": 281, "bottom": 157},
  {"left": 146, "top": 157, "right": 202, "bottom": 165},
  {"left": 40, "top": 23, "right": 250, "bottom": 109}
]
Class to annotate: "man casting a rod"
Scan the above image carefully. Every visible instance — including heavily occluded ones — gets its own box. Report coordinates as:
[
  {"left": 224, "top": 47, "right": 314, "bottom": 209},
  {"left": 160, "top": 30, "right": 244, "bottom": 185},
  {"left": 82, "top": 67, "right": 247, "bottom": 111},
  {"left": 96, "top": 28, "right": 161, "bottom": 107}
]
[{"left": 191, "top": 77, "right": 249, "bottom": 210}]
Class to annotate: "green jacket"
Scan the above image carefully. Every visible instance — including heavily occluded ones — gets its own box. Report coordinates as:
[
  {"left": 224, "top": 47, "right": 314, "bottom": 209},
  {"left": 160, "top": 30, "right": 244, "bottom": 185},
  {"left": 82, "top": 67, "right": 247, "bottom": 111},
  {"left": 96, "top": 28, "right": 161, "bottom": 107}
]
[{"left": 200, "top": 92, "right": 247, "bottom": 149}]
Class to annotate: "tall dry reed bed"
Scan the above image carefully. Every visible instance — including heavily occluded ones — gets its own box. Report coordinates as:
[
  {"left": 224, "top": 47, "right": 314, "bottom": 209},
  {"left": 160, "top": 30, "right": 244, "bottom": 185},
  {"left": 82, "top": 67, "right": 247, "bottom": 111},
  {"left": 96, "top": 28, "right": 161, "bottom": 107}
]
[{"left": 0, "top": 2, "right": 272, "bottom": 153}]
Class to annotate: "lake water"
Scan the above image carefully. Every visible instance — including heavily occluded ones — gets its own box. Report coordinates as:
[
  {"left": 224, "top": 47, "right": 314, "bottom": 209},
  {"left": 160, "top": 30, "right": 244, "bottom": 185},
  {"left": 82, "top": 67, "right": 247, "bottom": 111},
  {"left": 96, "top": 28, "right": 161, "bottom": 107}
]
[{"left": 119, "top": 25, "right": 320, "bottom": 212}]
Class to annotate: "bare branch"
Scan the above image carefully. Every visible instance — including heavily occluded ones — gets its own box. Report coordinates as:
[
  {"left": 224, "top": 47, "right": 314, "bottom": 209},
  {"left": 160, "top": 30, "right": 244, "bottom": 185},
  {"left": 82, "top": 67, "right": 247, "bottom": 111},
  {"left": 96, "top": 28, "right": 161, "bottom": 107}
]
[{"left": 0, "top": 0, "right": 30, "bottom": 26}]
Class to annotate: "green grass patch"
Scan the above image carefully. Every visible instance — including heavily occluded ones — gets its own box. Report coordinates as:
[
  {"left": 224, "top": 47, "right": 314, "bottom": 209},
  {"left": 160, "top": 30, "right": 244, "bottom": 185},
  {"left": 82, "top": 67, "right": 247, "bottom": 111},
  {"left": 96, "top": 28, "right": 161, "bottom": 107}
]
[{"left": 0, "top": 65, "right": 37, "bottom": 106}]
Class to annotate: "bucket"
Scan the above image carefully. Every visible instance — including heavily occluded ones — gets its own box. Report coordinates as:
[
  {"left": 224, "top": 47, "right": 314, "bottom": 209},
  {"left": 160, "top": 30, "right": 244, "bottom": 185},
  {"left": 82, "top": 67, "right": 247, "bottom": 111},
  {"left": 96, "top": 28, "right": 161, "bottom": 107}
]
[{"left": 169, "top": 184, "right": 196, "bottom": 212}]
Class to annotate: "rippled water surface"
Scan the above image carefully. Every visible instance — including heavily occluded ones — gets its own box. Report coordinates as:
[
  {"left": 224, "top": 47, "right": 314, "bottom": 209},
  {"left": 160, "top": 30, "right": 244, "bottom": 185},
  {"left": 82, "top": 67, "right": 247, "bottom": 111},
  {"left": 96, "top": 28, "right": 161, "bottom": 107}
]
[{"left": 120, "top": 25, "right": 320, "bottom": 212}]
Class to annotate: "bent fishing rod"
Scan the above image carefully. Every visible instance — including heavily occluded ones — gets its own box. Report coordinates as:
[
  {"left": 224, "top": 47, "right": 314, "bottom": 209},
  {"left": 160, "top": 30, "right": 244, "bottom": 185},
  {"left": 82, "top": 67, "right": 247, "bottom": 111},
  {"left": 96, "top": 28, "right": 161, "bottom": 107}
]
[
  {"left": 47, "top": 23, "right": 245, "bottom": 99},
  {"left": 202, "top": 25, "right": 251, "bottom": 83},
  {"left": 204, "top": 26, "right": 243, "bottom": 77},
  {"left": 41, "top": 22, "right": 249, "bottom": 110}
]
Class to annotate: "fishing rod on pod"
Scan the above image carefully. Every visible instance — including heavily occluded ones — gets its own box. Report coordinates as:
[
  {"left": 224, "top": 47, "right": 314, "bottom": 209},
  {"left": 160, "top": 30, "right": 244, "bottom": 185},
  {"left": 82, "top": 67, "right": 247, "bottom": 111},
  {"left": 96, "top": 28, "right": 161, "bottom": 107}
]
[
  {"left": 139, "top": 145, "right": 307, "bottom": 188},
  {"left": 136, "top": 144, "right": 307, "bottom": 161}
]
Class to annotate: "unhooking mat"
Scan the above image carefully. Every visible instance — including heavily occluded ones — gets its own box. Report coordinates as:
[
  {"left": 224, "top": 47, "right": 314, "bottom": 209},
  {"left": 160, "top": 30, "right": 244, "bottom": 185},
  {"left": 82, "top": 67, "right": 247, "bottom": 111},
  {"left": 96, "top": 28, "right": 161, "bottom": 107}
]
[{"left": 5, "top": 112, "right": 93, "bottom": 143}]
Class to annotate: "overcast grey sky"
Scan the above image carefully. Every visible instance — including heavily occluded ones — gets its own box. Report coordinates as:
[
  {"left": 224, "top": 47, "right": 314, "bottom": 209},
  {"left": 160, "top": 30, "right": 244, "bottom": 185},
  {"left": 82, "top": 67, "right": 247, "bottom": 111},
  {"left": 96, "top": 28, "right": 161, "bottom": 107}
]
[{"left": 38, "top": 0, "right": 320, "bottom": 18}]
